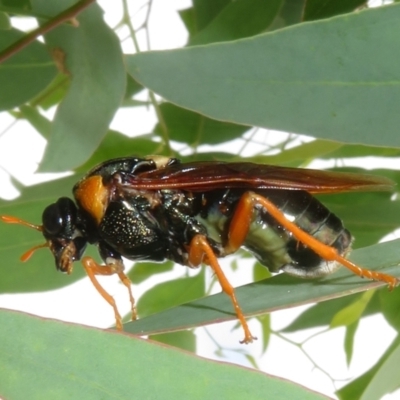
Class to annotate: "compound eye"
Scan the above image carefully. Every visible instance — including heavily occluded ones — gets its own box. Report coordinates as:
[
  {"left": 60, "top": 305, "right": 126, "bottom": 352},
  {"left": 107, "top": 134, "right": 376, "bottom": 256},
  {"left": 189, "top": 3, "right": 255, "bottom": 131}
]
[
  {"left": 42, "top": 197, "right": 77, "bottom": 236},
  {"left": 42, "top": 203, "right": 63, "bottom": 235}
]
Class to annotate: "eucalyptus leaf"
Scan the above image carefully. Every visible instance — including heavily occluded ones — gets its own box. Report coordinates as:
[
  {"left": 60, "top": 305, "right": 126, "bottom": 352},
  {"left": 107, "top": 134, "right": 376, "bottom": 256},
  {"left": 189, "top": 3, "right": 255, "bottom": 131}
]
[
  {"left": 303, "top": 0, "right": 367, "bottom": 21},
  {"left": 282, "top": 294, "right": 362, "bottom": 332},
  {"left": 0, "top": 310, "right": 331, "bottom": 400},
  {"left": 127, "top": 4, "right": 400, "bottom": 148},
  {"left": 0, "top": 29, "right": 57, "bottom": 110},
  {"left": 189, "top": 0, "right": 282, "bottom": 45},
  {"left": 137, "top": 271, "right": 205, "bottom": 318},
  {"left": 125, "top": 240, "right": 400, "bottom": 337},
  {"left": 32, "top": 0, "right": 126, "bottom": 172}
]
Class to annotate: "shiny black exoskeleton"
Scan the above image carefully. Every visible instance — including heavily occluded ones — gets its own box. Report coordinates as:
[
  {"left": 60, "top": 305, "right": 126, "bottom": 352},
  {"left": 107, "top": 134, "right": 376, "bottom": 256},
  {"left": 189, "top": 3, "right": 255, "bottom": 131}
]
[
  {"left": 41, "top": 156, "right": 353, "bottom": 279},
  {"left": 4, "top": 155, "right": 397, "bottom": 341}
]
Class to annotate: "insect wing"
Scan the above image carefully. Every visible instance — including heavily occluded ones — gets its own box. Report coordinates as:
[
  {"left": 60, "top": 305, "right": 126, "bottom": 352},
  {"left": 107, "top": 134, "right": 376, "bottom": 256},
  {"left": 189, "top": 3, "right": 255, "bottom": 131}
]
[{"left": 122, "top": 161, "right": 394, "bottom": 193}]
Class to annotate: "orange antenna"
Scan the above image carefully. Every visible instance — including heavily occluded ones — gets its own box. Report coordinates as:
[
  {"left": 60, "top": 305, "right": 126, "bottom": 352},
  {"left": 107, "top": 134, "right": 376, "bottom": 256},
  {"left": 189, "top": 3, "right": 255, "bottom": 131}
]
[
  {"left": 20, "top": 242, "right": 49, "bottom": 262},
  {"left": 1, "top": 215, "right": 47, "bottom": 261},
  {"left": 1, "top": 215, "right": 43, "bottom": 232}
]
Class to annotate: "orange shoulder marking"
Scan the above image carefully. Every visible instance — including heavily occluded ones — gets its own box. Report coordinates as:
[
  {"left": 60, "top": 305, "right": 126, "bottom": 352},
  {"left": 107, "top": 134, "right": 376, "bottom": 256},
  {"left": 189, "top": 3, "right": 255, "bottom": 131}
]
[{"left": 74, "top": 175, "right": 109, "bottom": 225}]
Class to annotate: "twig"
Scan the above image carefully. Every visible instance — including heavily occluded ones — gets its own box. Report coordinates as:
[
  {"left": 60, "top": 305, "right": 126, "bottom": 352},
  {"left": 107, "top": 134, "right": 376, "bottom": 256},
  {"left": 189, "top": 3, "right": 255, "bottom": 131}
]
[{"left": 0, "top": 0, "right": 95, "bottom": 64}]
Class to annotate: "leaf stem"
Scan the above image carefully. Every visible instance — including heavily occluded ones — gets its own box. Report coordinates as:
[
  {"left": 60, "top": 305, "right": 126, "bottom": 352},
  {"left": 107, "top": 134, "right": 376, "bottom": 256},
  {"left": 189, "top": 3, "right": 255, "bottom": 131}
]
[{"left": 0, "top": 0, "right": 95, "bottom": 64}]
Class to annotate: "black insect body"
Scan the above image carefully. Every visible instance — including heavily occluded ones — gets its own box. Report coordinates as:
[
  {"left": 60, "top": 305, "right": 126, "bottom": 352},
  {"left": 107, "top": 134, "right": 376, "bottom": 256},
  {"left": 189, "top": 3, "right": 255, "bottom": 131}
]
[{"left": 2, "top": 156, "right": 398, "bottom": 343}]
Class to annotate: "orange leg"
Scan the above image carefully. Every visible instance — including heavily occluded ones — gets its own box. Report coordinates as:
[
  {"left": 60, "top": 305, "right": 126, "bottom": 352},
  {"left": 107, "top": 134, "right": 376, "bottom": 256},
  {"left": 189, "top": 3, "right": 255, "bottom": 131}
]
[
  {"left": 82, "top": 256, "right": 136, "bottom": 330},
  {"left": 224, "top": 191, "right": 255, "bottom": 254},
  {"left": 117, "top": 271, "right": 137, "bottom": 321},
  {"left": 188, "top": 235, "right": 256, "bottom": 344},
  {"left": 230, "top": 192, "right": 399, "bottom": 289}
]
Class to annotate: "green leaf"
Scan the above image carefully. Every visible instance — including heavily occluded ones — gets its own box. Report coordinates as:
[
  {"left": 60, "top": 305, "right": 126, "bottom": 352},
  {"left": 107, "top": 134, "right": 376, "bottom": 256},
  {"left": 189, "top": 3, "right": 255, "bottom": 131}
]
[
  {"left": 19, "top": 104, "right": 51, "bottom": 139},
  {"left": 76, "top": 131, "right": 161, "bottom": 173},
  {"left": 1, "top": 0, "right": 31, "bottom": 10},
  {"left": 344, "top": 320, "right": 358, "bottom": 366},
  {"left": 128, "top": 260, "right": 175, "bottom": 285},
  {"left": 150, "top": 330, "right": 197, "bottom": 353},
  {"left": 124, "top": 240, "right": 400, "bottom": 338},
  {"left": 0, "top": 11, "right": 10, "bottom": 29},
  {"left": 192, "top": 0, "right": 231, "bottom": 32},
  {"left": 253, "top": 260, "right": 271, "bottom": 282},
  {"left": 137, "top": 271, "right": 205, "bottom": 318},
  {"left": 304, "top": 0, "right": 367, "bottom": 21},
  {"left": 319, "top": 143, "right": 400, "bottom": 160},
  {"left": 189, "top": 0, "right": 282, "bottom": 45},
  {"left": 257, "top": 314, "right": 271, "bottom": 353},
  {"left": 179, "top": 6, "right": 197, "bottom": 38},
  {"left": 0, "top": 310, "right": 331, "bottom": 400},
  {"left": 124, "top": 74, "right": 143, "bottom": 100},
  {"left": 30, "top": 73, "right": 70, "bottom": 110},
  {"left": 268, "top": 0, "right": 305, "bottom": 30},
  {"left": 330, "top": 290, "right": 374, "bottom": 328},
  {"left": 0, "top": 29, "right": 57, "bottom": 110},
  {"left": 379, "top": 287, "right": 400, "bottom": 331},
  {"left": 155, "top": 103, "right": 248, "bottom": 146},
  {"left": 126, "top": 4, "right": 400, "bottom": 147},
  {"left": 250, "top": 139, "right": 343, "bottom": 166},
  {"left": 32, "top": 0, "right": 126, "bottom": 171},
  {"left": 282, "top": 294, "right": 363, "bottom": 332}
]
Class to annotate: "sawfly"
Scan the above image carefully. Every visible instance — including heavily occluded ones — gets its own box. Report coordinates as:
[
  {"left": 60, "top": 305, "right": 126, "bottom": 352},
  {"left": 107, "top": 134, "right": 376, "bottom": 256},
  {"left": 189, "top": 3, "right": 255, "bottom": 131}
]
[{"left": 2, "top": 156, "right": 398, "bottom": 343}]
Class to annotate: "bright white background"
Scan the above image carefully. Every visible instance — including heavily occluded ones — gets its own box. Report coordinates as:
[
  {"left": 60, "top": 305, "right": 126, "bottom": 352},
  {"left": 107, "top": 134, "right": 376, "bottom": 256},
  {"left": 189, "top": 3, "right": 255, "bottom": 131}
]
[{"left": 0, "top": 1, "right": 399, "bottom": 399}]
